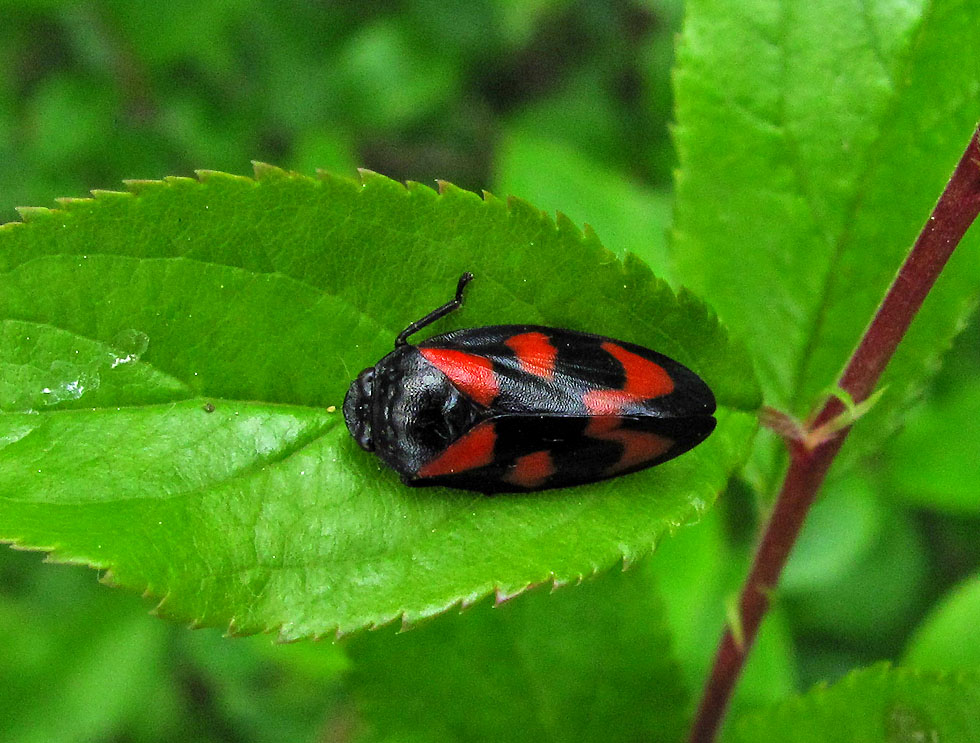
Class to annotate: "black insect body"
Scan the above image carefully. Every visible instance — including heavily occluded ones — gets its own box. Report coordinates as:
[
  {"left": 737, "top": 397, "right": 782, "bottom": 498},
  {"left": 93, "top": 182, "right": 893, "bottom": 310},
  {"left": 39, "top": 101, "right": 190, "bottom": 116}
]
[{"left": 343, "top": 273, "right": 716, "bottom": 493}]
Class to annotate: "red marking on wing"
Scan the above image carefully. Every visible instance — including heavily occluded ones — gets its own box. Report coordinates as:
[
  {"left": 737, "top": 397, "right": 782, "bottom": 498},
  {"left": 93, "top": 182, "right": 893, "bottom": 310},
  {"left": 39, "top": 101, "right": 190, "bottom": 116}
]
[
  {"left": 586, "top": 417, "right": 674, "bottom": 474},
  {"left": 582, "top": 342, "right": 675, "bottom": 414},
  {"left": 417, "top": 422, "right": 497, "bottom": 478},
  {"left": 420, "top": 348, "right": 499, "bottom": 407},
  {"left": 503, "top": 450, "right": 555, "bottom": 489},
  {"left": 505, "top": 332, "right": 557, "bottom": 380}
]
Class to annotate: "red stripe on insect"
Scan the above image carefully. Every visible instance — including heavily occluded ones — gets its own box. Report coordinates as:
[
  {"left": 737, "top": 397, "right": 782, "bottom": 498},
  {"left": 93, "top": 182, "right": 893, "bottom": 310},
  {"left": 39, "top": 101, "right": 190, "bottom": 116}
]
[
  {"left": 505, "top": 332, "right": 558, "bottom": 380},
  {"left": 586, "top": 417, "right": 674, "bottom": 474},
  {"left": 582, "top": 342, "right": 675, "bottom": 414},
  {"left": 417, "top": 422, "right": 497, "bottom": 478},
  {"left": 420, "top": 348, "right": 500, "bottom": 407},
  {"left": 503, "top": 450, "right": 555, "bottom": 489}
]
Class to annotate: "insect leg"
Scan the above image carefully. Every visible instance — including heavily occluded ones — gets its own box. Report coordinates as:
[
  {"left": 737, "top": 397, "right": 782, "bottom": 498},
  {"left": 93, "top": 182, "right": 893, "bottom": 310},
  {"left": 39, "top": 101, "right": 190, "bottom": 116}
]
[{"left": 395, "top": 272, "right": 474, "bottom": 347}]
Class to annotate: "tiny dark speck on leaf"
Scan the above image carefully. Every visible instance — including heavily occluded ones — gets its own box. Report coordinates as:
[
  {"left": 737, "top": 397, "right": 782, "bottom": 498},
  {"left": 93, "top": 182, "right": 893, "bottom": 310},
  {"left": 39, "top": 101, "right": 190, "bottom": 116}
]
[{"left": 203, "top": 402, "right": 216, "bottom": 413}]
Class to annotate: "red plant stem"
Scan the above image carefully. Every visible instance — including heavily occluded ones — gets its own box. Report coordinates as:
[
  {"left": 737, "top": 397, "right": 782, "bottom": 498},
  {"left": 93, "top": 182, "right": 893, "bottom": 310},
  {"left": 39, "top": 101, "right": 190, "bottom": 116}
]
[{"left": 689, "top": 126, "right": 980, "bottom": 743}]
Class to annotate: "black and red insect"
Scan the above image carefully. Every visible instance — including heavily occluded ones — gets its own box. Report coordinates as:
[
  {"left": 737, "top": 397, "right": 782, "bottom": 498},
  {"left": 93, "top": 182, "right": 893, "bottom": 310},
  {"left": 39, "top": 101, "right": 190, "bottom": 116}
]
[{"left": 343, "top": 273, "right": 716, "bottom": 493}]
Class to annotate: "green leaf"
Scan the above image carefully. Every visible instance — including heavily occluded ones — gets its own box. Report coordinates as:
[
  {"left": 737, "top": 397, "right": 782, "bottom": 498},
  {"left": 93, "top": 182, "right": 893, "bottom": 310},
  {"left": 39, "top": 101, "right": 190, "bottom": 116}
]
[
  {"left": 904, "top": 576, "right": 980, "bottom": 672},
  {"left": 179, "top": 629, "right": 348, "bottom": 741},
  {"left": 883, "top": 383, "right": 980, "bottom": 514},
  {"left": 347, "top": 561, "right": 689, "bottom": 743},
  {"left": 0, "top": 552, "right": 172, "bottom": 743},
  {"left": 0, "top": 167, "right": 758, "bottom": 638},
  {"left": 672, "top": 0, "right": 980, "bottom": 492},
  {"left": 332, "top": 19, "right": 462, "bottom": 131},
  {"left": 652, "top": 502, "right": 797, "bottom": 713},
  {"left": 780, "top": 473, "right": 930, "bottom": 649},
  {"left": 726, "top": 664, "right": 980, "bottom": 743},
  {"left": 0, "top": 549, "right": 348, "bottom": 742},
  {"left": 493, "top": 131, "right": 674, "bottom": 274}
]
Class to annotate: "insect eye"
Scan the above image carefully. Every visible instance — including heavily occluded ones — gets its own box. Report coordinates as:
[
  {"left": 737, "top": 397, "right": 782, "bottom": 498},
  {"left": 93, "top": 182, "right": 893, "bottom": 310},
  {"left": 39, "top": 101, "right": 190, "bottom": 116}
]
[{"left": 343, "top": 368, "right": 376, "bottom": 451}]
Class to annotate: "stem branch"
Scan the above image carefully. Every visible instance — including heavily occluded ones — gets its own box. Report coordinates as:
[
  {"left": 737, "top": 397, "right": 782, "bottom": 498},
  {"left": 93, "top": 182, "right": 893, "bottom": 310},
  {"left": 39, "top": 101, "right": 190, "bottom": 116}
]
[{"left": 689, "top": 125, "right": 980, "bottom": 743}]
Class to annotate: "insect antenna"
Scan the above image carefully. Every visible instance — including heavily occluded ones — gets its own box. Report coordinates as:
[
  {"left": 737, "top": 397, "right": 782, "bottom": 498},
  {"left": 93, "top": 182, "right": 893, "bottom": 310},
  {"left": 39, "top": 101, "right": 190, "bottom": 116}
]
[{"left": 395, "top": 272, "right": 474, "bottom": 347}]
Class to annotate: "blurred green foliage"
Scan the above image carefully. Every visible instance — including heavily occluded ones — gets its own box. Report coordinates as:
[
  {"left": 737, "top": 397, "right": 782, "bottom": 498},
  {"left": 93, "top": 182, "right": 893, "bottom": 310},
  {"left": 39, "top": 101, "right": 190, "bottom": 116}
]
[
  {"left": 0, "top": 0, "right": 677, "bottom": 224},
  {"left": 0, "top": 0, "right": 978, "bottom": 741}
]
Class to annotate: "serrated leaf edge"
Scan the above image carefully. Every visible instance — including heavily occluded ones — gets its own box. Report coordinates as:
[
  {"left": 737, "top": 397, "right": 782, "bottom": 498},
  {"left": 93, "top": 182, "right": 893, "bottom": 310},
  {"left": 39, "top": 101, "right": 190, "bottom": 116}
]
[
  {"left": 1, "top": 165, "right": 752, "bottom": 641},
  {"left": 731, "top": 661, "right": 980, "bottom": 735}
]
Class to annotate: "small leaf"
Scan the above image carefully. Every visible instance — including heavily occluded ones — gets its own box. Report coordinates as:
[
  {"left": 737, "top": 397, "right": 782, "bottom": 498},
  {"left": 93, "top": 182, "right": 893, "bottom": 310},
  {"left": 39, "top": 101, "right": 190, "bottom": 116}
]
[
  {"left": 884, "top": 383, "right": 980, "bottom": 514},
  {"left": 348, "top": 562, "right": 689, "bottom": 743},
  {"left": 780, "top": 474, "right": 929, "bottom": 647},
  {"left": 904, "top": 576, "right": 980, "bottom": 672},
  {"left": 493, "top": 131, "right": 674, "bottom": 275},
  {"left": 653, "top": 503, "right": 797, "bottom": 712},
  {"left": 726, "top": 664, "right": 980, "bottom": 743},
  {"left": 0, "top": 552, "right": 172, "bottom": 743},
  {"left": 0, "top": 169, "right": 758, "bottom": 637}
]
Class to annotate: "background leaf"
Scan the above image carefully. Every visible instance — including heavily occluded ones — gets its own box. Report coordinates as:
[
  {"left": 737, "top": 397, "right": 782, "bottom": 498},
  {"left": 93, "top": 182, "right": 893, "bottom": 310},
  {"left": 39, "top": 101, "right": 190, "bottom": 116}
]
[
  {"left": 0, "top": 168, "right": 758, "bottom": 638},
  {"left": 348, "top": 561, "right": 689, "bottom": 743},
  {"left": 0, "top": 547, "right": 349, "bottom": 743},
  {"left": 903, "top": 576, "right": 980, "bottom": 672},
  {"left": 882, "top": 363, "right": 980, "bottom": 515},
  {"left": 672, "top": 0, "right": 980, "bottom": 492},
  {"left": 0, "top": 561, "right": 170, "bottom": 743},
  {"left": 493, "top": 131, "right": 674, "bottom": 274},
  {"left": 652, "top": 501, "right": 798, "bottom": 714},
  {"left": 725, "top": 664, "right": 980, "bottom": 743},
  {"left": 780, "top": 473, "right": 930, "bottom": 656}
]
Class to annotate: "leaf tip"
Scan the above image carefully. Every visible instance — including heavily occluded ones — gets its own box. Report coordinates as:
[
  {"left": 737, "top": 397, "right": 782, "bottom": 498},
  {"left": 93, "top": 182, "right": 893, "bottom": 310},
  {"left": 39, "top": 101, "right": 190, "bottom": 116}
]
[
  {"left": 580, "top": 221, "right": 605, "bottom": 251},
  {"left": 397, "top": 614, "right": 417, "bottom": 633},
  {"left": 193, "top": 169, "right": 221, "bottom": 182},
  {"left": 405, "top": 180, "right": 438, "bottom": 199},
  {"left": 435, "top": 179, "right": 474, "bottom": 198},
  {"left": 493, "top": 581, "right": 542, "bottom": 606},
  {"left": 554, "top": 210, "right": 585, "bottom": 241},
  {"left": 458, "top": 590, "right": 484, "bottom": 611},
  {"left": 504, "top": 194, "right": 559, "bottom": 232},
  {"left": 275, "top": 625, "right": 301, "bottom": 644},
  {"left": 493, "top": 587, "right": 517, "bottom": 606},
  {"left": 481, "top": 188, "right": 503, "bottom": 205},
  {"left": 15, "top": 205, "right": 54, "bottom": 223},
  {"left": 356, "top": 167, "right": 383, "bottom": 187},
  {"left": 90, "top": 187, "right": 129, "bottom": 199},
  {"left": 224, "top": 617, "right": 248, "bottom": 637},
  {"left": 436, "top": 180, "right": 483, "bottom": 205},
  {"left": 99, "top": 568, "right": 119, "bottom": 587},
  {"left": 620, "top": 552, "right": 637, "bottom": 571},
  {"left": 252, "top": 161, "right": 289, "bottom": 181},
  {"left": 121, "top": 178, "right": 169, "bottom": 196}
]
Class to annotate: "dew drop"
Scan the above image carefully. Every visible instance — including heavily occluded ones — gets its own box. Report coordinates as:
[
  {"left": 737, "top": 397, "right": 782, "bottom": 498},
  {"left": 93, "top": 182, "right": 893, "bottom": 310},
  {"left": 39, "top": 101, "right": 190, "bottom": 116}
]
[
  {"left": 109, "top": 329, "right": 150, "bottom": 368},
  {"left": 886, "top": 703, "right": 939, "bottom": 743},
  {"left": 40, "top": 362, "right": 101, "bottom": 405}
]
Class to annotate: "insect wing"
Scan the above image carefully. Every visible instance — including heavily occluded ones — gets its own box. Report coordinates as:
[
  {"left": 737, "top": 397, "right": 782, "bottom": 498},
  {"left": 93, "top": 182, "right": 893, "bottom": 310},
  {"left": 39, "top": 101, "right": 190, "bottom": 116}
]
[
  {"left": 411, "top": 413, "right": 714, "bottom": 492},
  {"left": 413, "top": 325, "right": 716, "bottom": 492},
  {"left": 418, "top": 325, "right": 715, "bottom": 420}
]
